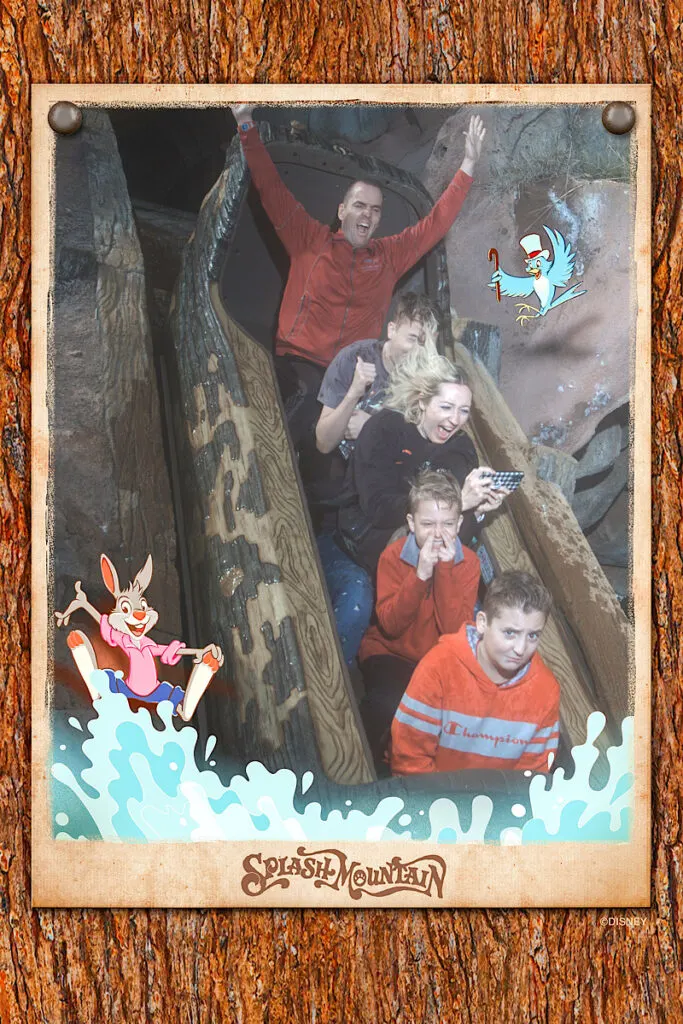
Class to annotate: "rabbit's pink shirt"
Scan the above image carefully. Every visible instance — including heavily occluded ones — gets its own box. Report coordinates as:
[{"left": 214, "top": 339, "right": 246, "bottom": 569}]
[{"left": 100, "top": 614, "right": 186, "bottom": 696}]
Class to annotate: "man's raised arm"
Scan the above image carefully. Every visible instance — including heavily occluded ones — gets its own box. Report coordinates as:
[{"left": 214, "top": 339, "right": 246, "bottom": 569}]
[
  {"left": 385, "top": 114, "right": 486, "bottom": 278},
  {"left": 229, "top": 104, "right": 325, "bottom": 254}
]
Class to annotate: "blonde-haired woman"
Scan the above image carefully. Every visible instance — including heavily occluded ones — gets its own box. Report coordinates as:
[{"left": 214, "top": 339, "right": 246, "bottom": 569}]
[{"left": 337, "top": 345, "right": 506, "bottom": 574}]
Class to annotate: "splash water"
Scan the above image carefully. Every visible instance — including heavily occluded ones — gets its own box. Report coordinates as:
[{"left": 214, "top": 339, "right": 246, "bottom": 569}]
[{"left": 51, "top": 675, "right": 634, "bottom": 845}]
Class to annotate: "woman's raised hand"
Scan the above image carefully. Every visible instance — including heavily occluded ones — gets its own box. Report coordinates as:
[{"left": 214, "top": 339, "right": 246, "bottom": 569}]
[
  {"left": 460, "top": 467, "right": 495, "bottom": 512},
  {"left": 462, "top": 466, "right": 512, "bottom": 515}
]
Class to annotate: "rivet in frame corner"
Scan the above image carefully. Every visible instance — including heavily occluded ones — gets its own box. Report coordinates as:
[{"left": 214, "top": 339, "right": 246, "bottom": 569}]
[
  {"left": 601, "top": 101, "right": 635, "bottom": 135},
  {"left": 48, "top": 101, "right": 83, "bottom": 136}
]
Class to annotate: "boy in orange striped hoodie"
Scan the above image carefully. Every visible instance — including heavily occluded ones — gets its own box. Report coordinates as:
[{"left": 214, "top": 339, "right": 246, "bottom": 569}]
[
  {"left": 359, "top": 469, "right": 480, "bottom": 772},
  {"left": 390, "top": 571, "right": 560, "bottom": 776}
]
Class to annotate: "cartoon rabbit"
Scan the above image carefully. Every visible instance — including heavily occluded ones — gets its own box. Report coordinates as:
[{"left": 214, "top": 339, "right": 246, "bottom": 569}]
[{"left": 55, "top": 554, "right": 224, "bottom": 722}]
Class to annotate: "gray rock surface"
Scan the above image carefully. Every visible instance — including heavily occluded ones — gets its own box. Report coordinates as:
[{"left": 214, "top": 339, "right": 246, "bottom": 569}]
[
  {"left": 575, "top": 424, "right": 623, "bottom": 479},
  {"left": 532, "top": 445, "right": 579, "bottom": 502},
  {"left": 133, "top": 200, "right": 197, "bottom": 293},
  {"left": 585, "top": 489, "right": 630, "bottom": 567},
  {"left": 571, "top": 450, "right": 630, "bottom": 531},
  {"left": 257, "top": 105, "right": 391, "bottom": 144}
]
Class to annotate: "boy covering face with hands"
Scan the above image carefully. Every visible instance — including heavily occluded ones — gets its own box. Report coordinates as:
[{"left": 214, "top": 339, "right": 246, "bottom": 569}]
[{"left": 359, "top": 469, "right": 480, "bottom": 771}]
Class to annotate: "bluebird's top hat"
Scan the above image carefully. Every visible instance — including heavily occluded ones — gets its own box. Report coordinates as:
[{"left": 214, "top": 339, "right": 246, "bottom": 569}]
[{"left": 519, "top": 233, "right": 550, "bottom": 260}]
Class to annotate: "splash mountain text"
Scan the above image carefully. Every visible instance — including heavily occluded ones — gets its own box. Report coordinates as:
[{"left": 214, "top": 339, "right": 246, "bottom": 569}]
[{"left": 241, "top": 847, "right": 447, "bottom": 900}]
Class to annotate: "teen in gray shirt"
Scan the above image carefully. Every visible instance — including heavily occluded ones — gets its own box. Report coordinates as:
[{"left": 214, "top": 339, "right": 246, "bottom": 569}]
[{"left": 315, "top": 292, "right": 440, "bottom": 461}]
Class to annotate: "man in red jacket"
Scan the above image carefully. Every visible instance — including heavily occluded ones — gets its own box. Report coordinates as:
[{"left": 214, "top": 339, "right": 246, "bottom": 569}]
[
  {"left": 229, "top": 103, "right": 485, "bottom": 445},
  {"left": 390, "top": 571, "right": 561, "bottom": 776},
  {"left": 359, "top": 469, "right": 480, "bottom": 773}
]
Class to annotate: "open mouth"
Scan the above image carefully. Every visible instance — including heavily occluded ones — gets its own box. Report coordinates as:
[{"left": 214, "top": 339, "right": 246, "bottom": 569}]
[
  {"left": 436, "top": 424, "right": 454, "bottom": 441},
  {"left": 128, "top": 621, "right": 147, "bottom": 636}
]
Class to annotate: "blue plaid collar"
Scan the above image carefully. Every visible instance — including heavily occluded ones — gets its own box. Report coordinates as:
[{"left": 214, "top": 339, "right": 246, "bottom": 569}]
[
  {"left": 400, "top": 531, "right": 464, "bottom": 568},
  {"left": 466, "top": 623, "right": 530, "bottom": 687}
]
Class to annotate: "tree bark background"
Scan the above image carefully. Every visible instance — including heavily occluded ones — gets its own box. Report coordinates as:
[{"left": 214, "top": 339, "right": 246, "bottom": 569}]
[{"left": 0, "top": 2, "right": 679, "bottom": 1021}]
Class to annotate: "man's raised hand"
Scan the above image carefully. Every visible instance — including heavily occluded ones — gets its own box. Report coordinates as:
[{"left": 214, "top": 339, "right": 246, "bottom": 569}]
[
  {"left": 230, "top": 103, "right": 255, "bottom": 123},
  {"left": 460, "top": 114, "right": 486, "bottom": 177}
]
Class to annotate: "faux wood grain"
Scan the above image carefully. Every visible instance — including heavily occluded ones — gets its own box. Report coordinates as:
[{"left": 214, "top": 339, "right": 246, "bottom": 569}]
[{"left": 2, "top": 2, "right": 679, "bottom": 1022}]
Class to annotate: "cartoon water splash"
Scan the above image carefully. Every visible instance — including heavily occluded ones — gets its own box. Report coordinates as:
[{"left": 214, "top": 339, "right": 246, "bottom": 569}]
[
  {"left": 51, "top": 677, "right": 634, "bottom": 846},
  {"left": 519, "top": 712, "right": 633, "bottom": 843}
]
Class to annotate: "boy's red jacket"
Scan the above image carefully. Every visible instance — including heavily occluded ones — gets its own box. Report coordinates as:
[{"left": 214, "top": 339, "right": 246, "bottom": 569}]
[
  {"left": 391, "top": 625, "right": 561, "bottom": 775},
  {"left": 239, "top": 126, "right": 473, "bottom": 367},
  {"left": 359, "top": 534, "right": 480, "bottom": 666}
]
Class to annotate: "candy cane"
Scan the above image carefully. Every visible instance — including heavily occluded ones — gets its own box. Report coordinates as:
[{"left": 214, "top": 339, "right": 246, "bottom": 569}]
[{"left": 488, "top": 247, "right": 501, "bottom": 302}]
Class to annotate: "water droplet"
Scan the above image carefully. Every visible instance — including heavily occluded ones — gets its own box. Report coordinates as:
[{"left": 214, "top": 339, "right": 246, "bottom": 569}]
[
  {"left": 301, "top": 771, "right": 314, "bottom": 795},
  {"left": 500, "top": 828, "right": 523, "bottom": 846}
]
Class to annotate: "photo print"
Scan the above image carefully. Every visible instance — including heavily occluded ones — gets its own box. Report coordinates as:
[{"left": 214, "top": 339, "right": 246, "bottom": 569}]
[{"left": 32, "top": 84, "right": 650, "bottom": 907}]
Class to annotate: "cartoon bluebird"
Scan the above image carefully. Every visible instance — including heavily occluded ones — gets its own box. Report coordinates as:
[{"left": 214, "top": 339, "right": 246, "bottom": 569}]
[{"left": 489, "top": 227, "right": 587, "bottom": 326}]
